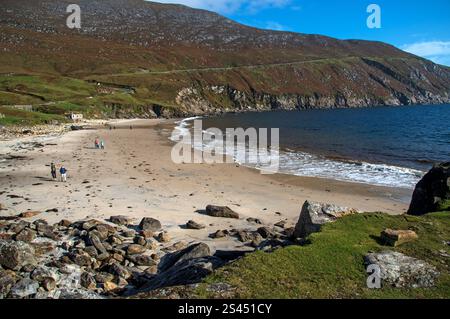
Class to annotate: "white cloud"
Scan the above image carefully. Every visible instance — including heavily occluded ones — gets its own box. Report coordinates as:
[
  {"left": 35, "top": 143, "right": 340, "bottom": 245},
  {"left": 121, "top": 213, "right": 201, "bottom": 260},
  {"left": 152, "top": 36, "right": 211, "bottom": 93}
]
[
  {"left": 401, "top": 41, "right": 450, "bottom": 66},
  {"left": 265, "top": 21, "right": 288, "bottom": 31},
  {"left": 152, "top": 0, "right": 291, "bottom": 14}
]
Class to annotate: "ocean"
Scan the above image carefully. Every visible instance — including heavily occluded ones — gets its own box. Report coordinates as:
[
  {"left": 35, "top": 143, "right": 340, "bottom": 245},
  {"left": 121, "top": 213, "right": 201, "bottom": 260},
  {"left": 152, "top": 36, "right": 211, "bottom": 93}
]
[{"left": 172, "top": 104, "right": 450, "bottom": 189}]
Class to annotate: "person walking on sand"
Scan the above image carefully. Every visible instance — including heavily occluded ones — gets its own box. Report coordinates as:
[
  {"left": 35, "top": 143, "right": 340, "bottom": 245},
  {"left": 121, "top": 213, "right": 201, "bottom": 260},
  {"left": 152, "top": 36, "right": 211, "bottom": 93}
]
[
  {"left": 50, "top": 162, "right": 57, "bottom": 181},
  {"left": 100, "top": 140, "right": 105, "bottom": 150},
  {"left": 60, "top": 166, "right": 68, "bottom": 182},
  {"left": 94, "top": 138, "right": 100, "bottom": 149}
]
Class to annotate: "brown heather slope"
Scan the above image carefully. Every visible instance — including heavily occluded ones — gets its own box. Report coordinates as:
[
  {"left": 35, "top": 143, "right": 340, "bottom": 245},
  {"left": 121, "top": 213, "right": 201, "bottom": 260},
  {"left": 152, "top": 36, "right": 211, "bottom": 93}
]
[{"left": 0, "top": 0, "right": 450, "bottom": 119}]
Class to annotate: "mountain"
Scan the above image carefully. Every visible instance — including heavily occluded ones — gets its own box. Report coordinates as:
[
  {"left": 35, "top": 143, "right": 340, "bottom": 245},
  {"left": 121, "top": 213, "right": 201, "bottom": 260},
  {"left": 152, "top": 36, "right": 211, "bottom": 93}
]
[{"left": 1, "top": 0, "right": 450, "bottom": 119}]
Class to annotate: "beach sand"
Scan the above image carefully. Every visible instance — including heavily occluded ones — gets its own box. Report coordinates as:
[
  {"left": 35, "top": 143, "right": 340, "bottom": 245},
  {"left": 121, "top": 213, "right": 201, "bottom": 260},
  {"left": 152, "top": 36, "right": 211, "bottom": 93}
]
[{"left": 0, "top": 119, "right": 412, "bottom": 251}]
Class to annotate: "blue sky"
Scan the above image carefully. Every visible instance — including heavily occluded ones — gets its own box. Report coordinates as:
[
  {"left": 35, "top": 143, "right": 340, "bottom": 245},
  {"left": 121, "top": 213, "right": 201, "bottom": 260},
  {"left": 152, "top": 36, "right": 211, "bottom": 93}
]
[{"left": 154, "top": 0, "right": 450, "bottom": 66}]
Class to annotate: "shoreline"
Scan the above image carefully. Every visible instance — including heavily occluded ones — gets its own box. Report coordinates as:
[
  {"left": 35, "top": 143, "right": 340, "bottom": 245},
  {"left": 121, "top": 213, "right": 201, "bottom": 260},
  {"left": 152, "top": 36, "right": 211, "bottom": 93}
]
[{"left": 1, "top": 119, "right": 411, "bottom": 252}]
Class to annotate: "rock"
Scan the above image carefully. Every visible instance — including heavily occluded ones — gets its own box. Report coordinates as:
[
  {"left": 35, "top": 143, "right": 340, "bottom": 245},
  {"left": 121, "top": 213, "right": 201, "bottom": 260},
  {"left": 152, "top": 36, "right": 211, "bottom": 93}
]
[
  {"left": 108, "top": 263, "right": 131, "bottom": 279},
  {"left": 122, "top": 229, "right": 136, "bottom": 238},
  {"left": 109, "top": 215, "right": 132, "bottom": 226},
  {"left": 127, "top": 244, "right": 147, "bottom": 256},
  {"left": 156, "top": 232, "right": 170, "bottom": 243},
  {"left": 247, "top": 218, "right": 262, "bottom": 224},
  {"left": 141, "top": 230, "right": 154, "bottom": 239},
  {"left": 15, "top": 228, "right": 36, "bottom": 242},
  {"left": 408, "top": 162, "right": 450, "bottom": 215},
  {"left": 95, "top": 272, "right": 114, "bottom": 284},
  {"left": 69, "top": 252, "right": 92, "bottom": 267},
  {"left": 31, "top": 266, "right": 59, "bottom": 282},
  {"left": 10, "top": 278, "right": 39, "bottom": 298},
  {"left": 108, "top": 234, "right": 123, "bottom": 246},
  {"left": 18, "top": 211, "right": 41, "bottom": 219},
  {"left": 237, "top": 230, "right": 263, "bottom": 244},
  {"left": 186, "top": 220, "right": 206, "bottom": 230},
  {"left": 41, "top": 277, "right": 56, "bottom": 291},
  {"left": 294, "top": 201, "right": 358, "bottom": 238},
  {"left": 127, "top": 254, "right": 156, "bottom": 267},
  {"left": 274, "top": 221, "right": 287, "bottom": 228},
  {"left": 364, "top": 251, "right": 440, "bottom": 288},
  {"left": 58, "top": 219, "right": 72, "bottom": 227},
  {"left": 141, "top": 256, "right": 224, "bottom": 292},
  {"left": 82, "top": 219, "right": 101, "bottom": 231},
  {"left": 0, "top": 240, "right": 37, "bottom": 270},
  {"left": 380, "top": 229, "right": 418, "bottom": 247},
  {"left": 102, "top": 281, "right": 118, "bottom": 293},
  {"left": 0, "top": 270, "right": 18, "bottom": 297},
  {"left": 139, "top": 217, "right": 162, "bottom": 232},
  {"left": 87, "top": 233, "right": 107, "bottom": 254},
  {"left": 133, "top": 236, "right": 147, "bottom": 246},
  {"left": 205, "top": 205, "right": 239, "bottom": 219},
  {"left": 209, "top": 230, "right": 229, "bottom": 239},
  {"left": 257, "top": 227, "right": 275, "bottom": 239},
  {"left": 159, "top": 243, "right": 211, "bottom": 272},
  {"left": 80, "top": 272, "right": 97, "bottom": 290}
]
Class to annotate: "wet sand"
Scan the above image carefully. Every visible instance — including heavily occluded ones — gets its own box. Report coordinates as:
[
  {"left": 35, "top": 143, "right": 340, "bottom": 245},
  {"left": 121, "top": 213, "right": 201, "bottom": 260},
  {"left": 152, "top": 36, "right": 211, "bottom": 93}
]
[{"left": 0, "top": 119, "right": 412, "bottom": 251}]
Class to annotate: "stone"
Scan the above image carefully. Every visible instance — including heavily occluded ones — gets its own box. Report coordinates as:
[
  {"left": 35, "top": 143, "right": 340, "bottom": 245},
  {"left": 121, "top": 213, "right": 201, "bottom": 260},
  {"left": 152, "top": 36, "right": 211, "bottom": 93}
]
[
  {"left": 141, "top": 229, "right": 154, "bottom": 239},
  {"left": 274, "top": 221, "right": 287, "bottom": 228},
  {"left": 0, "top": 271, "right": 18, "bottom": 297},
  {"left": 10, "top": 278, "right": 39, "bottom": 298},
  {"left": 294, "top": 201, "right": 358, "bottom": 238},
  {"left": 108, "top": 234, "right": 123, "bottom": 245},
  {"left": 102, "top": 281, "right": 118, "bottom": 292},
  {"left": 0, "top": 240, "right": 37, "bottom": 270},
  {"left": 127, "top": 254, "right": 156, "bottom": 267},
  {"left": 87, "top": 233, "right": 107, "bottom": 254},
  {"left": 69, "top": 252, "right": 92, "bottom": 267},
  {"left": 15, "top": 228, "right": 36, "bottom": 242},
  {"left": 186, "top": 220, "right": 206, "bottom": 230},
  {"left": 80, "top": 272, "right": 97, "bottom": 290},
  {"left": 18, "top": 211, "right": 41, "bottom": 219},
  {"left": 95, "top": 272, "right": 114, "bottom": 284},
  {"left": 58, "top": 219, "right": 72, "bottom": 227},
  {"left": 408, "top": 162, "right": 450, "bottom": 215},
  {"left": 109, "top": 215, "right": 131, "bottom": 226},
  {"left": 82, "top": 219, "right": 101, "bottom": 231},
  {"left": 139, "top": 217, "right": 162, "bottom": 232},
  {"left": 157, "top": 232, "right": 170, "bottom": 243},
  {"left": 380, "top": 229, "right": 419, "bottom": 247},
  {"left": 109, "top": 263, "right": 131, "bottom": 279},
  {"left": 41, "top": 277, "right": 56, "bottom": 291},
  {"left": 134, "top": 236, "right": 147, "bottom": 246},
  {"left": 364, "top": 251, "right": 440, "bottom": 288},
  {"left": 127, "top": 244, "right": 147, "bottom": 256},
  {"left": 31, "top": 266, "right": 59, "bottom": 282},
  {"left": 247, "top": 218, "right": 263, "bottom": 224},
  {"left": 237, "top": 230, "right": 263, "bottom": 244},
  {"left": 205, "top": 205, "right": 239, "bottom": 219},
  {"left": 159, "top": 243, "right": 211, "bottom": 272},
  {"left": 209, "top": 230, "right": 229, "bottom": 239},
  {"left": 122, "top": 229, "right": 136, "bottom": 238},
  {"left": 257, "top": 227, "right": 275, "bottom": 239}
]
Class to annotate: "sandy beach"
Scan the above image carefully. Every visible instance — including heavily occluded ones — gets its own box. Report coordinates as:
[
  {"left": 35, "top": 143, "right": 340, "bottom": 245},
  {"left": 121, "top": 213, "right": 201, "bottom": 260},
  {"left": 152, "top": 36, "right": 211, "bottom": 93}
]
[{"left": 0, "top": 119, "right": 412, "bottom": 252}]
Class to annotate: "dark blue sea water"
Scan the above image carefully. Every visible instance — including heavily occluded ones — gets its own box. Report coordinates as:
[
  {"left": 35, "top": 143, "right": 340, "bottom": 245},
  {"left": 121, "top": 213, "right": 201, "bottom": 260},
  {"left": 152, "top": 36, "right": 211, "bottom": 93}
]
[{"left": 176, "top": 105, "right": 450, "bottom": 189}]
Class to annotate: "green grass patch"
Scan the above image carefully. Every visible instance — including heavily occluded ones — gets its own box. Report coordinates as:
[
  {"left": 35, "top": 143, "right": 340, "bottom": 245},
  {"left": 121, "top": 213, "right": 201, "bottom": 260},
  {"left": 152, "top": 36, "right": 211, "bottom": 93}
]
[
  {"left": 0, "top": 106, "right": 68, "bottom": 126},
  {"left": 199, "top": 212, "right": 450, "bottom": 299}
]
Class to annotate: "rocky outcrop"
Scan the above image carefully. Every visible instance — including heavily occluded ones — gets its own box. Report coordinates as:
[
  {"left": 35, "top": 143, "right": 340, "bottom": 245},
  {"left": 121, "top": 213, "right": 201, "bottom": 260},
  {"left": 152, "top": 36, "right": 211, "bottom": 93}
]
[
  {"left": 408, "top": 162, "right": 450, "bottom": 215},
  {"left": 139, "top": 217, "right": 162, "bottom": 232},
  {"left": 364, "top": 251, "right": 440, "bottom": 288},
  {"left": 294, "top": 201, "right": 358, "bottom": 238}
]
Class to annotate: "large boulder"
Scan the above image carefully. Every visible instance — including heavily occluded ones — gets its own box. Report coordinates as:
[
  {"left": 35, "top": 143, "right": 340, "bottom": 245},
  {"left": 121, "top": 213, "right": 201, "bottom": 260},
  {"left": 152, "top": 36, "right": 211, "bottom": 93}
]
[
  {"left": 408, "top": 162, "right": 450, "bottom": 215},
  {"left": 109, "top": 215, "right": 131, "bottom": 226},
  {"left": 364, "top": 251, "right": 440, "bottom": 288},
  {"left": 294, "top": 201, "right": 357, "bottom": 238},
  {"left": 139, "top": 217, "right": 162, "bottom": 232},
  {"left": 205, "top": 205, "right": 239, "bottom": 219},
  {"left": 158, "top": 243, "right": 211, "bottom": 272},
  {"left": 0, "top": 240, "right": 37, "bottom": 270}
]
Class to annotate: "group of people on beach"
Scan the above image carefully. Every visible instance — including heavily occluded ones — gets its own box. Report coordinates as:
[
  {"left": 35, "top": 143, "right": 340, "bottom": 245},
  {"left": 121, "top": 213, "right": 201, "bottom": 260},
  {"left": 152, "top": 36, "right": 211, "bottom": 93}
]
[
  {"left": 94, "top": 137, "right": 105, "bottom": 150},
  {"left": 50, "top": 162, "right": 68, "bottom": 182}
]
